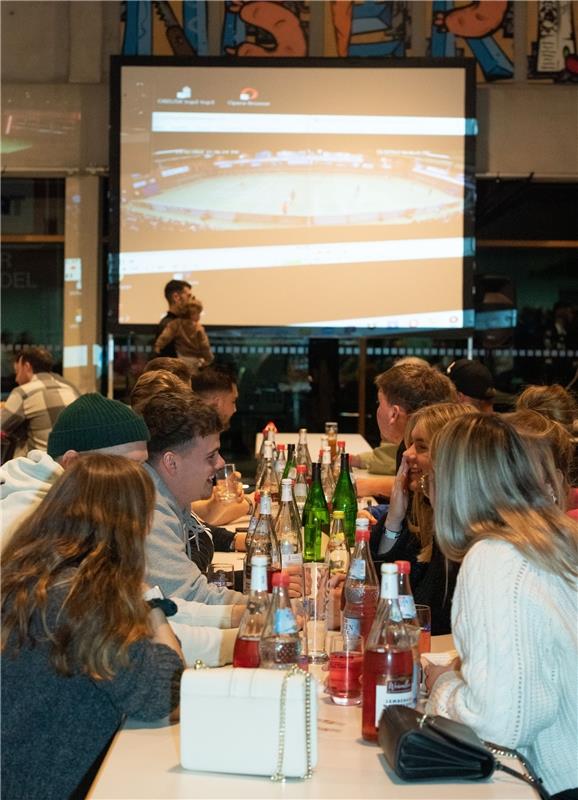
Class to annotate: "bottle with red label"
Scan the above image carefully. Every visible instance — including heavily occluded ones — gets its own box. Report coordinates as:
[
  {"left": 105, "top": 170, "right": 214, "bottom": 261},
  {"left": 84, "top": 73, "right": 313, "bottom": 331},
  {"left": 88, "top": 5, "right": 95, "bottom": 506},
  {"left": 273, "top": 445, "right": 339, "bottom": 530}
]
[
  {"left": 342, "top": 520, "right": 379, "bottom": 641},
  {"left": 233, "top": 555, "right": 269, "bottom": 668},
  {"left": 362, "top": 563, "right": 415, "bottom": 742}
]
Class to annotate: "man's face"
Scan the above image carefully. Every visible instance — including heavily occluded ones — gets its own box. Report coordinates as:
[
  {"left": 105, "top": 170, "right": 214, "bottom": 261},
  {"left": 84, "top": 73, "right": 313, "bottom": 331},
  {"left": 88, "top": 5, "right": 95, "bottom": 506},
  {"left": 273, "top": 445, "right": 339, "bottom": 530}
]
[
  {"left": 210, "top": 386, "right": 238, "bottom": 426},
  {"left": 376, "top": 389, "right": 401, "bottom": 444},
  {"left": 173, "top": 287, "right": 193, "bottom": 310},
  {"left": 171, "top": 432, "right": 224, "bottom": 507},
  {"left": 14, "top": 358, "right": 33, "bottom": 386}
]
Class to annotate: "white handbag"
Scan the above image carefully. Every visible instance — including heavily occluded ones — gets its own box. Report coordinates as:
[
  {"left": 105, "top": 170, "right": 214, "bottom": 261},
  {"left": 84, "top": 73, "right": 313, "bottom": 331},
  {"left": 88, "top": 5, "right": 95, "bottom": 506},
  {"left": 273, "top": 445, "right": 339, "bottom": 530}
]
[{"left": 180, "top": 665, "right": 318, "bottom": 780}]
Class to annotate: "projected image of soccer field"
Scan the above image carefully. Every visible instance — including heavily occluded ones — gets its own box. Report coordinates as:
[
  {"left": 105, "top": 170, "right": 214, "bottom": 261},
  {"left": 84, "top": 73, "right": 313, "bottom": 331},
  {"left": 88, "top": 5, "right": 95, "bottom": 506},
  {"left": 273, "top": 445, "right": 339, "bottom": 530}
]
[{"left": 124, "top": 147, "right": 463, "bottom": 237}]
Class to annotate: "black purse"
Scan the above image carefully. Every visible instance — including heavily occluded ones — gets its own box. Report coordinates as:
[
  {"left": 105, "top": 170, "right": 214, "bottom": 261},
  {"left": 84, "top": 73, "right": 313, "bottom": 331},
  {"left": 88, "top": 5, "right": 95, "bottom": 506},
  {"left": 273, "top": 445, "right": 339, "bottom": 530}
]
[{"left": 378, "top": 706, "right": 551, "bottom": 800}]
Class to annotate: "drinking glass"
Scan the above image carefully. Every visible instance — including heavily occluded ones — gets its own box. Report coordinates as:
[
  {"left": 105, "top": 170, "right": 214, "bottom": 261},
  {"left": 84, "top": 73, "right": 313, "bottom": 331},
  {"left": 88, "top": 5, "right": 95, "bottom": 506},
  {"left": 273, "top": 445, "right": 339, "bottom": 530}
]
[
  {"left": 216, "top": 463, "right": 239, "bottom": 504},
  {"left": 303, "top": 562, "right": 329, "bottom": 663},
  {"left": 207, "top": 563, "right": 235, "bottom": 590},
  {"left": 326, "top": 634, "right": 363, "bottom": 706},
  {"left": 415, "top": 604, "right": 432, "bottom": 655}
]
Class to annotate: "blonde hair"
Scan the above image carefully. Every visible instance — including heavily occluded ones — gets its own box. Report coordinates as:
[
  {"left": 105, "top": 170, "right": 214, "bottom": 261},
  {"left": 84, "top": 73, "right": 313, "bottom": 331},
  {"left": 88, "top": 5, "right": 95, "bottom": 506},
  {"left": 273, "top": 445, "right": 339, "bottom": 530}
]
[
  {"left": 431, "top": 414, "right": 578, "bottom": 582},
  {"left": 405, "top": 402, "right": 477, "bottom": 561},
  {"left": 516, "top": 384, "right": 576, "bottom": 432},
  {"left": 1, "top": 455, "right": 156, "bottom": 678},
  {"left": 503, "top": 409, "right": 574, "bottom": 508}
]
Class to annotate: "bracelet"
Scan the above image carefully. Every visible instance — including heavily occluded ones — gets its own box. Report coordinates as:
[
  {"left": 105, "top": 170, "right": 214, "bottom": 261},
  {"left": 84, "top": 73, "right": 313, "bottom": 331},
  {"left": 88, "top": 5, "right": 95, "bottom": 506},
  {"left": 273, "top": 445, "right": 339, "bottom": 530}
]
[{"left": 385, "top": 527, "right": 401, "bottom": 540}]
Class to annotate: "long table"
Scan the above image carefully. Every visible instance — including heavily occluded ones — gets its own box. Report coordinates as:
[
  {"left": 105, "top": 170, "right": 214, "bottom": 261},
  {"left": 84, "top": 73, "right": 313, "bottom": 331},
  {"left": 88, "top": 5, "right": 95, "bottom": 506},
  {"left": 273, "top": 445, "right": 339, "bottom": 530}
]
[
  {"left": 255, "top": 432, "right": 371, "bottom": 458},
  {"left": 88, "top": 637, "right": 534, "bottom": 800}
]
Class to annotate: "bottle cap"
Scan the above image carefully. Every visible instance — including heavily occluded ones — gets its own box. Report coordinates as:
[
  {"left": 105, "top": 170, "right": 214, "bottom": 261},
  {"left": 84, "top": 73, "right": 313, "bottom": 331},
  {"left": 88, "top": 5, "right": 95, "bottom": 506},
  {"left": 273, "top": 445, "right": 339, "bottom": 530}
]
[
  {"left": 251, "top": 555, "right": 268, "bottom": 567},
  {"left": 355, "top": 527, "right": 370, "bottom": 542},
  {"left": 277, "top": 443, "right": 286, "bottom": 451},
  {"left": 381, "top": 563, "right": 398, "bottom": 575},
  {"left": 296, "top": 464, "right": 307, "bottom": 474},
  {"left": 272, "top": 571, "right": 290, "bottom": 588},
  {"left": 395, "top": 560, "right": 411, "bottom": 574},
  {"left": 281, "top": 477, "right": 293, "bottom": 486},
  {"left": 254, "top": 490, "right": 261, "bottom": 503},
  {"left": 337, "top": 440, "right": 346, "bottom": 448},
  {"left": 332, "top": 510, "right": 345, "bottom": 519},
  {"left": 355, "top": 518, "right": 370, "bottom": 529}
]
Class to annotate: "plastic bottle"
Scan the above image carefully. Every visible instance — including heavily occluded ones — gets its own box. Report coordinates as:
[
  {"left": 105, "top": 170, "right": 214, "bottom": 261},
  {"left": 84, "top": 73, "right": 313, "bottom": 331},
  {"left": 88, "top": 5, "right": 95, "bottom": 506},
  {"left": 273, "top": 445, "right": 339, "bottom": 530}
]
[
  {"left": 302, "top": 462, "right": 330, "bottom": 562},
  {"left": 233, "top": 555, "right": 270, "bottom": 668},
  {"left": 342, "top": 520, "right": 379, "bottom": 641},
  {"left": 293, "top": 463, "right": 309, "bottom": 516},
  {"left": 243, "top": 493, "right": 281, "bottom": 594},
  {"left": 324, "top": 510, "right": 351, "bottom": 631},
  {"left": 255, "top": 440, "right": 280, "bottom": 518},
  {"left": 259, "top": 571, "right": 302, "bottom": 669},
  {"left": 332, "top": 452, "right": 358, "bottom": 548},
  {"left": 362, "top": 563, "right": 415, "bottom": 741},
  {"left": 296, "top": 427, "right": 312, "bottom": 481}
]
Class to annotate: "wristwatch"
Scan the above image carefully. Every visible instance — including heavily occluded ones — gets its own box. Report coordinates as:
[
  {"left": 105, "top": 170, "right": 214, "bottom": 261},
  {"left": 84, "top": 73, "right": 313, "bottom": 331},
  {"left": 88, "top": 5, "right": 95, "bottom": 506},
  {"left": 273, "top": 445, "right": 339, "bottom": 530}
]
[{"left": 143, "top": 585, "right": 178, "bottom": 617}]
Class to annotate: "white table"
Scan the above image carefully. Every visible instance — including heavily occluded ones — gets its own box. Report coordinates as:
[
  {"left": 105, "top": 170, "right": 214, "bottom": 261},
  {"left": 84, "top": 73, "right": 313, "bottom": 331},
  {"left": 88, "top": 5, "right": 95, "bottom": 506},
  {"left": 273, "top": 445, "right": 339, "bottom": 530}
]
[
  {"left": 88, "top": 637, "right": 534, "bottom": 800},
  {"left": 255, "top": 432, "right": 371, "bottom": 458}
]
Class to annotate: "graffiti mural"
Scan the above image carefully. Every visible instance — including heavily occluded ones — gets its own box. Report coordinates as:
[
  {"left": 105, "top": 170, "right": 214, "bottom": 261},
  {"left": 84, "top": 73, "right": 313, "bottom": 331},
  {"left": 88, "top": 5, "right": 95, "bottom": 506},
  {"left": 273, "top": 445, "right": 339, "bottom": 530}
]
[
  {"left": 326, "top": 1, "right": 412, "bottom": 58},
  {"left": 527, "top": 1, "right": 578, "bottom": 81},
  {"left": 222, "top": 1, "right": 309, "bottom": 57},
  {"left": 427, "top": 1, "right": 514, "bottom": 81},
  {"left": 121, "top": 0, "right": 209, "bottom": 55}
]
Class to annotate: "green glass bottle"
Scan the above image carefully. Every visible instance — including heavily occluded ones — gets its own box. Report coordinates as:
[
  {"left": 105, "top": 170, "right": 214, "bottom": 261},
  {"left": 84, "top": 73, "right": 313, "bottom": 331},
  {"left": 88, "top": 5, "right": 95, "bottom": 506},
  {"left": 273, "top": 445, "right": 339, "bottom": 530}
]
[
  {"left": 302, "top": 462, "right": 330, "bottom": 562},
  {"left": 282, "top": 443, "right": 297, "bottom": 482},
  {"left": 332, "top": 452, "right": 357, "bottom": 548}
]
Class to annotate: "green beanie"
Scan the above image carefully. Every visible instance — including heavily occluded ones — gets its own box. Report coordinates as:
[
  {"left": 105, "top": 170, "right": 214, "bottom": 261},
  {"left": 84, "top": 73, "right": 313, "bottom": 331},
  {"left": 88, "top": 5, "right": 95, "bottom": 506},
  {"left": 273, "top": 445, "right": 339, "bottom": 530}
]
[{"left": 47, "top": 394, "right": 150, "bottom": 458}]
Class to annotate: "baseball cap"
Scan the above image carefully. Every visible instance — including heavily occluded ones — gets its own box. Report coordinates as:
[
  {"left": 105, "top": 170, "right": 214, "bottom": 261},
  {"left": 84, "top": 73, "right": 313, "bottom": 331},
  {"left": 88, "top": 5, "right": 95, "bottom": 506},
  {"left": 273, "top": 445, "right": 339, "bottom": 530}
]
[{"left": 446, "top": 359, "right": 496, "bottom": 401}]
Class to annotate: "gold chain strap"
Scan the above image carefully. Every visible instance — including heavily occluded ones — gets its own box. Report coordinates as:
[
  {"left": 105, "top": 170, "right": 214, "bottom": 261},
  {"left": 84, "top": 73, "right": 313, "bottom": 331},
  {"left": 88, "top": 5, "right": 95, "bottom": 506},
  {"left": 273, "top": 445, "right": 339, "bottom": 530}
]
[{"left": 271, "top": 665, "right": 313, "bottom": 783}]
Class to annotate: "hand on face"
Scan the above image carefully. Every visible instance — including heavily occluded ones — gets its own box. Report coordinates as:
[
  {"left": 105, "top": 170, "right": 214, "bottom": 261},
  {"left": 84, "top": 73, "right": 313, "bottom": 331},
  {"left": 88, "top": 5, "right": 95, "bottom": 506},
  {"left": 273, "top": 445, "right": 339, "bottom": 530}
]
[{"left": 385, "top": 455, "right": 410, "bottom": 531}]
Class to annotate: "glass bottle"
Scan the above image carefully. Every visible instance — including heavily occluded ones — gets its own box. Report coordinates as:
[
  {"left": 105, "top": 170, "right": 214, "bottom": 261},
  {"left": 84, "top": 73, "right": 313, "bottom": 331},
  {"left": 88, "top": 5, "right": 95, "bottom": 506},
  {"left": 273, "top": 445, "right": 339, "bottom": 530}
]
[
  {"left": 293, "top": 464, "right": 309, "bottom": 516},
  {"left": 395, "top": 560, "right": 420, "bottom": 706},
  {"left": 302, "top": 462, "right": 330, "bottom": 563},
  {"left": 342, "top": 520, "right": 379, "bottom": 641},
  {"left": 296, "top": 427, "right": 312, "bottom": 481},
  {"left": 325, "top": 421, "right": 339, "bottom": 460},
  {"left": 362, "top": 563, "right": 415, "bottom": 742},
  {"left": 255, "top": 440, "right": 280, "bottom": 518},
  {"left": 259, "top": 571, "right": 302, "bottom": 669},
  {"left": 332, "top": 452, "right": 358, "bottom": 548},
  {"left": 233, "top": 555, "right": 270, "bottom": 668},
  {"left": 243, "top": 493, "right": 281, "bottom": 594},
  {"left": 276, "top": 478, "right": 304, "bottom": 570},
  {"left": 255, "top": 429, "right": 277, "bottom": 484},
  {"left": 320, "top": 445, "right": 335, "bottom": 509},
  {"left": 244, "top": 490, "right": 261, "bottom": 551},
  {"left": 332, "top": 440, "right": 346, "bottom": 480},
  {"left": 274, "top": 443, "right": 287, "bottom": 481},
  {"left": 282, "top": 443, "right": 297, "bottom": 482},
  {"left": 324, "top": 510, "right": 351, "bottom": 631}
]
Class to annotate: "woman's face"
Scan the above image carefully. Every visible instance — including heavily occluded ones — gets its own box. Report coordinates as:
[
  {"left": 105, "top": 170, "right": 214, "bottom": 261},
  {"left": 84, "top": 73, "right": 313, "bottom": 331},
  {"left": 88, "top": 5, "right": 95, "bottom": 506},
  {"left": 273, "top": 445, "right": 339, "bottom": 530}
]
[{"left": 403, "top": 421, "right": 432, "bottom": 493}]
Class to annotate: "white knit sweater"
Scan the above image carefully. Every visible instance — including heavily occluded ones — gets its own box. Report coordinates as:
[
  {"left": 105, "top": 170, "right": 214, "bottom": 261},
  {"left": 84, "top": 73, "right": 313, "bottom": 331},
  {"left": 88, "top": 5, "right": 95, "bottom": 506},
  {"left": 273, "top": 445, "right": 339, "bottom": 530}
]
[{"left": 426, "top": 538, "right": 578, "bottom": 795}]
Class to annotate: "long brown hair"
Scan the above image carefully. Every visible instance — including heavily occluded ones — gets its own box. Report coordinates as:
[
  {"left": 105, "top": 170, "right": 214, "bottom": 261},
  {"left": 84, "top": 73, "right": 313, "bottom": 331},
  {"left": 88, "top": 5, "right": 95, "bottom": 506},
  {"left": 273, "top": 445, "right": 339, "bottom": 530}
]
[
  {"left": 431, "top": 414, "right": 578, "bottom": 581},
  {"left": 1, "top": 454, "right": 156, "bottom": 679}
]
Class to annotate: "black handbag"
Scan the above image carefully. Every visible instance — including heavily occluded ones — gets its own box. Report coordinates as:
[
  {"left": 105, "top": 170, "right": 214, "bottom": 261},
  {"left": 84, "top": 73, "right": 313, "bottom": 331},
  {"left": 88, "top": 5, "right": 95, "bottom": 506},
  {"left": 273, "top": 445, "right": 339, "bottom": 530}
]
[{"left": 378, "top": 705, "right": 551, "bottom": 800}]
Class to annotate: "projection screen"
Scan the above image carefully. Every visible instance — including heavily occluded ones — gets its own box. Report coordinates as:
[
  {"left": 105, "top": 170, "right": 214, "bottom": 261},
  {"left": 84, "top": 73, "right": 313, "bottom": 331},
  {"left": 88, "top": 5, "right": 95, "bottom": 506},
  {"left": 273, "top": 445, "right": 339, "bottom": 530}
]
[{"left": 110, "top": 57, "right": 476, "bottom": 334}]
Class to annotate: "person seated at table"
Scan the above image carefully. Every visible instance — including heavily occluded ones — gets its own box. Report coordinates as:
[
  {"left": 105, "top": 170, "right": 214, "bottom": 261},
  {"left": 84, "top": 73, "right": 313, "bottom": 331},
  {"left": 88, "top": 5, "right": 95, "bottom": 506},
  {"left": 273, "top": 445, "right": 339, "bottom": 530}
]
[
  {"left": 0, "top": 392, "right": 150, "bottom": 549},
  {"left": 515, "top": 382, "right": 576, "bottom": 435},
  {"left": 0, "top": 346, "right": 81, "bottom": 459},
  {"left": 384, "top": 402, "right": 476, "bottom": 634},
  {"left": 424, "top": 414, "right": 578, "bottom": 800},
  {"left": 1, "top": 455, "right": 184, "bottom": 800},
  {"left": 132, "top": 368, "right": 251, "bottom": 533}
]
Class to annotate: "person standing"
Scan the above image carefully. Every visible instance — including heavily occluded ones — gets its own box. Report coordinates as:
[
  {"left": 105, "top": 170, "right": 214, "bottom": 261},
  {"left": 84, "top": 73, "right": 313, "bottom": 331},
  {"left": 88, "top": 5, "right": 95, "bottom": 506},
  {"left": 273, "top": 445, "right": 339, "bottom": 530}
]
[
  {"left": 1, "top": 347, "right": 80, "bottom": 458},
  {"left": 155, "top": 280, "right": 193, "bottom": 358},
  {"left": 153, "top": 297, "right": 213, "bottom": 373}
]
